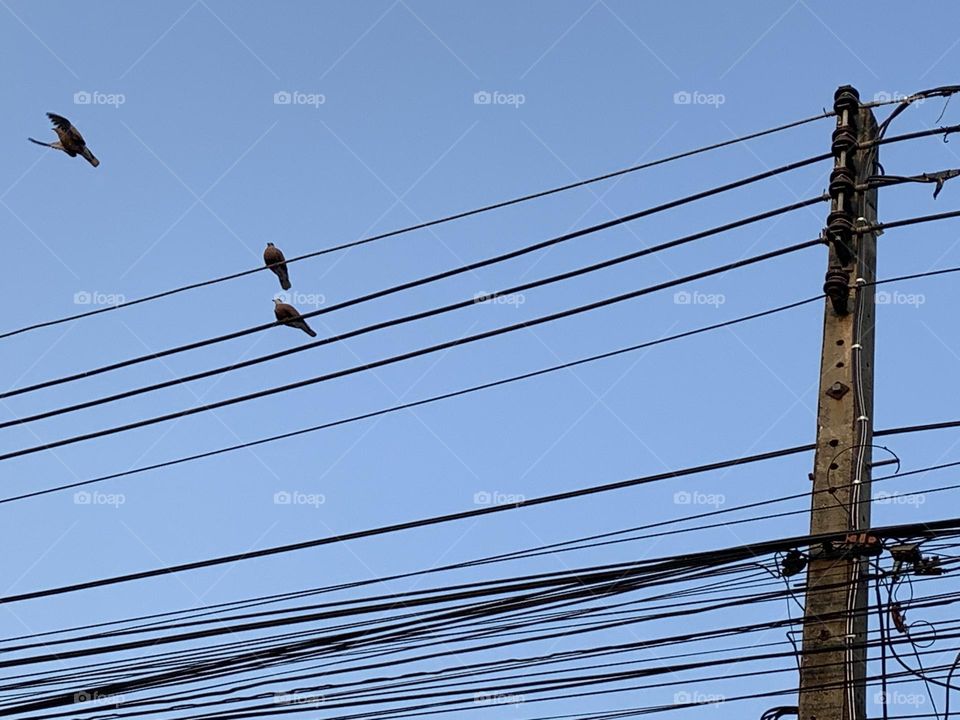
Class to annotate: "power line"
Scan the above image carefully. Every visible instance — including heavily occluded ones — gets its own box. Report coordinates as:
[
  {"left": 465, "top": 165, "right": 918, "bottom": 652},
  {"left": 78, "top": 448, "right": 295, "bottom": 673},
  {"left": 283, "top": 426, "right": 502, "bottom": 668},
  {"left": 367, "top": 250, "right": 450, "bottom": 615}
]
[
  {"left": 1, "top": 537, "right": 953, "bottom": 700},
  {"left": 7, "top": 82, "right": 960, "bottom": 720},
  {"left": 4, "top": 120, "right": 956, "bottom": 402},
  {"left": 0, "top": 564, "right": 834, "bottom": 713},
  {"left": 0, "top": 180, "right": 832, "bottom": 402},
  {"left": 0, "top": 238, "right": 821, "bottom": 461},
  {"left": 9, "top": 601, "right": 960, "bottom": 720},
  {"left": 0, "top": 294, "right": 821, "bottom": 505},
  {"left": 6, "top": 257, "right": 960, "bottom": 503},
  {"left": 8, "top": 567, "right": 958, "bottom": 716},
  {"left": 1, "top": 442, "right": 958, "bottom": 608},
  {"left": 0, "top": 440, "right": 820, "bottom": 604},
  {"left": 873, "top": 207, "right": 960, "bottom": 233},
  {"left": 0, "top": 194, "right": 828, "bottom": 427},
  {"left": 0, "top": 109, "right": 838, "bottom": 343},
  {"left": 0, "top": 563, "right": 797, "bottom": 671},
  {"left": 7, "top": 454, "right": 953, "bottom": 654}
]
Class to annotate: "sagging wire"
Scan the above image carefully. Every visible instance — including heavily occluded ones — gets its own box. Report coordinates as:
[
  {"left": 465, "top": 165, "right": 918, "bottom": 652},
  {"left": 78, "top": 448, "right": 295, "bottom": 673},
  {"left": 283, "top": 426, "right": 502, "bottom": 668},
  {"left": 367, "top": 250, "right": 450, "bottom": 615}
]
[
  {"left": 880, "top": 557, "right": 945, "bottom": 719},
  {"left": 760, "top": 707, "right": 798, "bottom": 719},
  {"left": 877, "top": 85, "right": 960, "bottom": 142},
  {"left": 774, "top": 550, "right": 804, "bottom": 679},
  {"left": 945, "top": 647, "right": 960, "bottom": 719},
  {"left": 874, "top": 560, "right": 891, "bottom": 720},
  {"left": 823, "top": 444, "right": 901, "bottom": 519}
]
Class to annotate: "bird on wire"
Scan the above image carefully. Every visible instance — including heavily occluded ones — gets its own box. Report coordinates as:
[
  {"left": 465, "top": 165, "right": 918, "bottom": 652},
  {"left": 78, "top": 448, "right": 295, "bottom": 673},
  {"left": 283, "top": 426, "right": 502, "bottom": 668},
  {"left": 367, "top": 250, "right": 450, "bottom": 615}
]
[
  {"left": 273, "top": 298, "right": 317, "bottom": 337},
  {"left": 28, "top": 113, "right": 100, "bottom": 167},
  {"left": 263, "top": 242, "right": 292, "bottom": 290}
]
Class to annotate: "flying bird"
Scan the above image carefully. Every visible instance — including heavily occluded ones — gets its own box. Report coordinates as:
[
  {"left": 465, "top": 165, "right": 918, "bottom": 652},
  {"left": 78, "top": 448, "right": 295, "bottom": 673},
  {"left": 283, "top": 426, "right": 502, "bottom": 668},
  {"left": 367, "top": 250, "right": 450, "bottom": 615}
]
[
  {"left": 273, "top": 298, "right": 316, "bottom": 337},
  {"left": 263, "top": 242, "right": 292, "bottom": 290},
  {"left": 28, "top": 113, "right": 99, "bottom": 167}
]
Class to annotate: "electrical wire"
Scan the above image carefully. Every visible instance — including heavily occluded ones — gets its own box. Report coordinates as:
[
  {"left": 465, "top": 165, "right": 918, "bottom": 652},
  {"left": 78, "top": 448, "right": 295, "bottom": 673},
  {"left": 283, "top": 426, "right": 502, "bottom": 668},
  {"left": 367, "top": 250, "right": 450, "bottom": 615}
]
[
  {"left": 0, "top": 196, "right": 828, "bottom": 423},
  {"left": 3, "top": 130, "right": 954, "bottom": 405},
  {"left": 19, "top": 460, "right": 950, "bottom": 650},
  {"left": 0, "top": 238, "right": 821, "bottom": 462},
  {"left": 6, "top": 238, "right": 960, "bottom": 507},
  {"left": 0, "top": 293, "right": 822, "bottom": 504},
  {"left": 0, "top": 108, "right": 839, "bottom": 343}
]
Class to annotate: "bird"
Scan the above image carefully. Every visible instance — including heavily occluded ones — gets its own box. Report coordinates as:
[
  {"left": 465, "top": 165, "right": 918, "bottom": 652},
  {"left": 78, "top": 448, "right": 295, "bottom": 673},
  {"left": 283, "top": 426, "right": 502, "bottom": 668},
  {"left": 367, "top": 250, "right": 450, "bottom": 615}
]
[
  {"left": 263, "top": 242, "right": 291, "bottom": 290},
  {"left": 273, "top": 298, "right": 316, "bottom": 337},
  {"left": 28, "top": 113, "right": 99, "bottom": 167}
]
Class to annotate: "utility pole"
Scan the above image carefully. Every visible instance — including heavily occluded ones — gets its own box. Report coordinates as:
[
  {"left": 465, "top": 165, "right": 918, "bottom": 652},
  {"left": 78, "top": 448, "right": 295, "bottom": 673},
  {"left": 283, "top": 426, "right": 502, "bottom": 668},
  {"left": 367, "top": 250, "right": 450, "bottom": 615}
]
[{"left": 798, "top": 85, "right": 879, "bottom": 720}]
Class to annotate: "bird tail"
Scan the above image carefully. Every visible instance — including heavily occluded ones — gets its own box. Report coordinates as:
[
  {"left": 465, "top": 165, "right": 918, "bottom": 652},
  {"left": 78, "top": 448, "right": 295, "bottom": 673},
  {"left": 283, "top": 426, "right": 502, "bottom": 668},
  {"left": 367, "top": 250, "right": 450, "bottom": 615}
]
[
  {"left": 28, "top": 137, "right": 54, "bottom": 148},
  {"left": 81, "top": 147, "right": 100, "bottom": 167},
  {"left": 279, "top": 270, "right": 291, "bottom": 291},
  {"left": 303, "top": 324, "right": 317, "bottom": 338}
]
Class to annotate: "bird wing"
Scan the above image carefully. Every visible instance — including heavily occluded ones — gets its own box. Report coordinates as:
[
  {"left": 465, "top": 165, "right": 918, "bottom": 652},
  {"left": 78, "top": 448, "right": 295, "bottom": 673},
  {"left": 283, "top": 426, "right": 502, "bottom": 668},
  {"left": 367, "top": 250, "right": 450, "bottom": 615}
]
[
  {"left": 48, "top": 112, "right": 87, "bottom": 146},
  {"left": 274, "top": 303, "right": 298, "bottom": 321},
  {"left": 47, "top": 113, "right": 72, "bottom": 131}
]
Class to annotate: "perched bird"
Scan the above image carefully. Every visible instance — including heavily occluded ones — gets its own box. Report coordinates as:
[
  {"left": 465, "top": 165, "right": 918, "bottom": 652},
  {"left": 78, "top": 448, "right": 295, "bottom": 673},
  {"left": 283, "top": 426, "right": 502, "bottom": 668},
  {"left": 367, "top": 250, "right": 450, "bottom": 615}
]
[
  {"left": 28, "top": 113, "right": 99, "bottom": 167},
  {"left": 263, "top": 242, "right": 291, "bottom": 290},
  {"left": 273, "top": 298, "right": 316, "bottom": 337}
]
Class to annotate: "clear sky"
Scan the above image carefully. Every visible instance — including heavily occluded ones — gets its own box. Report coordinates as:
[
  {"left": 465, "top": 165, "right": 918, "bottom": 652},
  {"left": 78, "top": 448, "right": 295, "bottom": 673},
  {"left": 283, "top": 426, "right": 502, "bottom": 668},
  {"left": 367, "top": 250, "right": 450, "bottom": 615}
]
[{"left": 2, "top": 1, "right": 960, "bottom": 718}]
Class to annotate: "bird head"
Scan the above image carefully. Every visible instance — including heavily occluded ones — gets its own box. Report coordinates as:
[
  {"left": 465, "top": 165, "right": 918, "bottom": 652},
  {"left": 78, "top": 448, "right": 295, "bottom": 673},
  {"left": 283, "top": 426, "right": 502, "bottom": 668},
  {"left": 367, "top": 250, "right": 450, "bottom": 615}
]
[
  {"left": 273, "top": 298, "right": 282, "bottom": 305},
  {"left": 266, "top": 242, "right": 275, "bottom": 247}
]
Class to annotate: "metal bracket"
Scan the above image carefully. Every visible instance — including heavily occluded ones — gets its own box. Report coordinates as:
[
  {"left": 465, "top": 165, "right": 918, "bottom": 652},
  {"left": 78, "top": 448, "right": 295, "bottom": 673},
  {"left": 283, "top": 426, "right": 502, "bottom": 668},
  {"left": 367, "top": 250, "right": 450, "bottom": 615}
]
[{"left": 826, "top": 381, "right": 850, "bottom": 400}]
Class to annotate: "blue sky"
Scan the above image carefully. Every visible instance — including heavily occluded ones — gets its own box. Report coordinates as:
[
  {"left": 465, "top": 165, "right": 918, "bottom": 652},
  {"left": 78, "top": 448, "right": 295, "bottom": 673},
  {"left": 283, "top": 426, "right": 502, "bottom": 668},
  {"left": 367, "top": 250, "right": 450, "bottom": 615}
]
[{"left": 3, "top": 1, "right": 960, "bottom": 717}]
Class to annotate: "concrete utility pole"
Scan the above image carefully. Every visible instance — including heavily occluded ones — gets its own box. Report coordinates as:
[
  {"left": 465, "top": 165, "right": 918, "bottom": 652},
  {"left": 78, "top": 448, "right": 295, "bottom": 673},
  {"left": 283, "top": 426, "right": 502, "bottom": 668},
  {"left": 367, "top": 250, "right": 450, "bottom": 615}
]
[{"left": 797, "top": 85, "right": 879, "bottom": 720}]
